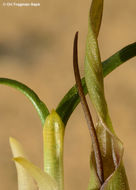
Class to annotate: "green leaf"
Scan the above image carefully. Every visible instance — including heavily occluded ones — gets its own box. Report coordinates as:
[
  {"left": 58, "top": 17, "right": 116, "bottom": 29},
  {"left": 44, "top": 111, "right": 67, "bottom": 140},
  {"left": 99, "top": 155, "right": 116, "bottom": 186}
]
[
  {"left": 56, "top": 42, "right": 136, "bottom": 125},
  {"left": 56, "top": 78, "right": 87, "bottom": 125},
  {"left": 103, "top": 42, "right": 136, "bottom": 77},
  {"left": 84, "top": 7, "right": 111, "bottom": 129},
  {"left": 89, "top": 0, "right": 103, "bottom": 37},
  {"left": 56, "top": 0, "right": 104, "bottom": 125},
  {"left": 14, "top": 157, "right": 58, "bottom": 190},
  {"left": 43, "top": 110, "right": 64, "bottom": 190},
  {"left": 0, "top": 78, "right": 49, "bottom": 125},
  {"left": 84, "top": 0, "right": 130, "bottom": 188},
  {"left": 9, "top": 137, "right": 38, "bottom": 190}
]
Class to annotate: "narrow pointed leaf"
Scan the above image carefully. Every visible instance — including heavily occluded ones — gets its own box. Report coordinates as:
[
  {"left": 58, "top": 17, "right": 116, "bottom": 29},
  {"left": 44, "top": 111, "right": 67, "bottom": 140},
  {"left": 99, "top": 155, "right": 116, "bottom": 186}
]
[
  {"left": 84, "top": 0, "right": 130, "bottom": 189},
  {"left": 56, "top": 77, "right": 87, "bottom": 125},
  {"left": 73, "top": 32, "right": 104, "bottom": 184},
  {"left": 56, "top": 0, "right": 104, "bottom": 124},
  {"left": 9, "top": 137, "right": 38, "bottom": 190},
  {"left": 85, "top": 0, "right": 113, "bottom": 130},
  {"left": 103, "top": 42, "right": 136, "bottom": 76},
  {"left": 14, "top": 157, "right": 58, "bottom": 190},
  {"left": 56, "top": 42, "right": 136, "bottom": 125},
  {"left": 89, "top": 0, "right": 103, "bottom": 37},
  {"left": 0, "top": 78, "right": 49, "bottom": 125}
]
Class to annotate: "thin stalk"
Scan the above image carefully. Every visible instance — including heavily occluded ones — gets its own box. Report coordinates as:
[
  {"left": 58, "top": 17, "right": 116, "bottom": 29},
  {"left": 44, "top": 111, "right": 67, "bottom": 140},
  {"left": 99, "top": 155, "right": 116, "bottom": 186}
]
[{"left": 73, "top": 32, "right": 104, "bottom": 184}]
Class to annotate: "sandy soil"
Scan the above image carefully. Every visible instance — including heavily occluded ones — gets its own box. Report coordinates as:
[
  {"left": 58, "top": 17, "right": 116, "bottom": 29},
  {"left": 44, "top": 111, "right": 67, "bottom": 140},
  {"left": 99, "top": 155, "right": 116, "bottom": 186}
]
[{"left": 0, "top": 0, "right": 136, "bottom": 189}]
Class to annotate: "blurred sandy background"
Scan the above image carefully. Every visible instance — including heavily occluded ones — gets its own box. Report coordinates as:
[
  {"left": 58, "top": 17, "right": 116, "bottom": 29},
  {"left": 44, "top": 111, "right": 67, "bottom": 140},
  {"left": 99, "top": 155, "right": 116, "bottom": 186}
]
[{"left": 0, "top": 0, "right": 135, "bottom": 189}]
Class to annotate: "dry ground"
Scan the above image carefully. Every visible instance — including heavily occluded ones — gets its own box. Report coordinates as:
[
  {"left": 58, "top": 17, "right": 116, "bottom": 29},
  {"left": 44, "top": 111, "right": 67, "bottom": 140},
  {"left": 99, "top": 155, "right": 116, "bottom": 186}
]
[{"left": 0, "top": 0, "right": 136, "bottom": 189}]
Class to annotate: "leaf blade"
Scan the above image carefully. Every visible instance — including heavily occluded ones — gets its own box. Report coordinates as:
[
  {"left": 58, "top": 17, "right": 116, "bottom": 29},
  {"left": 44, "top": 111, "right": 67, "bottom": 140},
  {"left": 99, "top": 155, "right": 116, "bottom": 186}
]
[
  {"left": 14, "top": 157, "right": 58, "bottom": 190},
  {"left": 56, "top": 42, "right": 136, "bottom": 125},
  {"left": 9, "top": 137, "right": 38, "bottom": 190},
  {"left": 103, "top": 42, "right": 136, "bottom": 77},
  {"left": 89, "top": 0, "right": 103, "bottom": 37},
  {"left": 84, "top": 0, "right": 130, "bottom": 188},
  {"left": 0, "top": 78, "right": 49, "bottom": 125}
]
